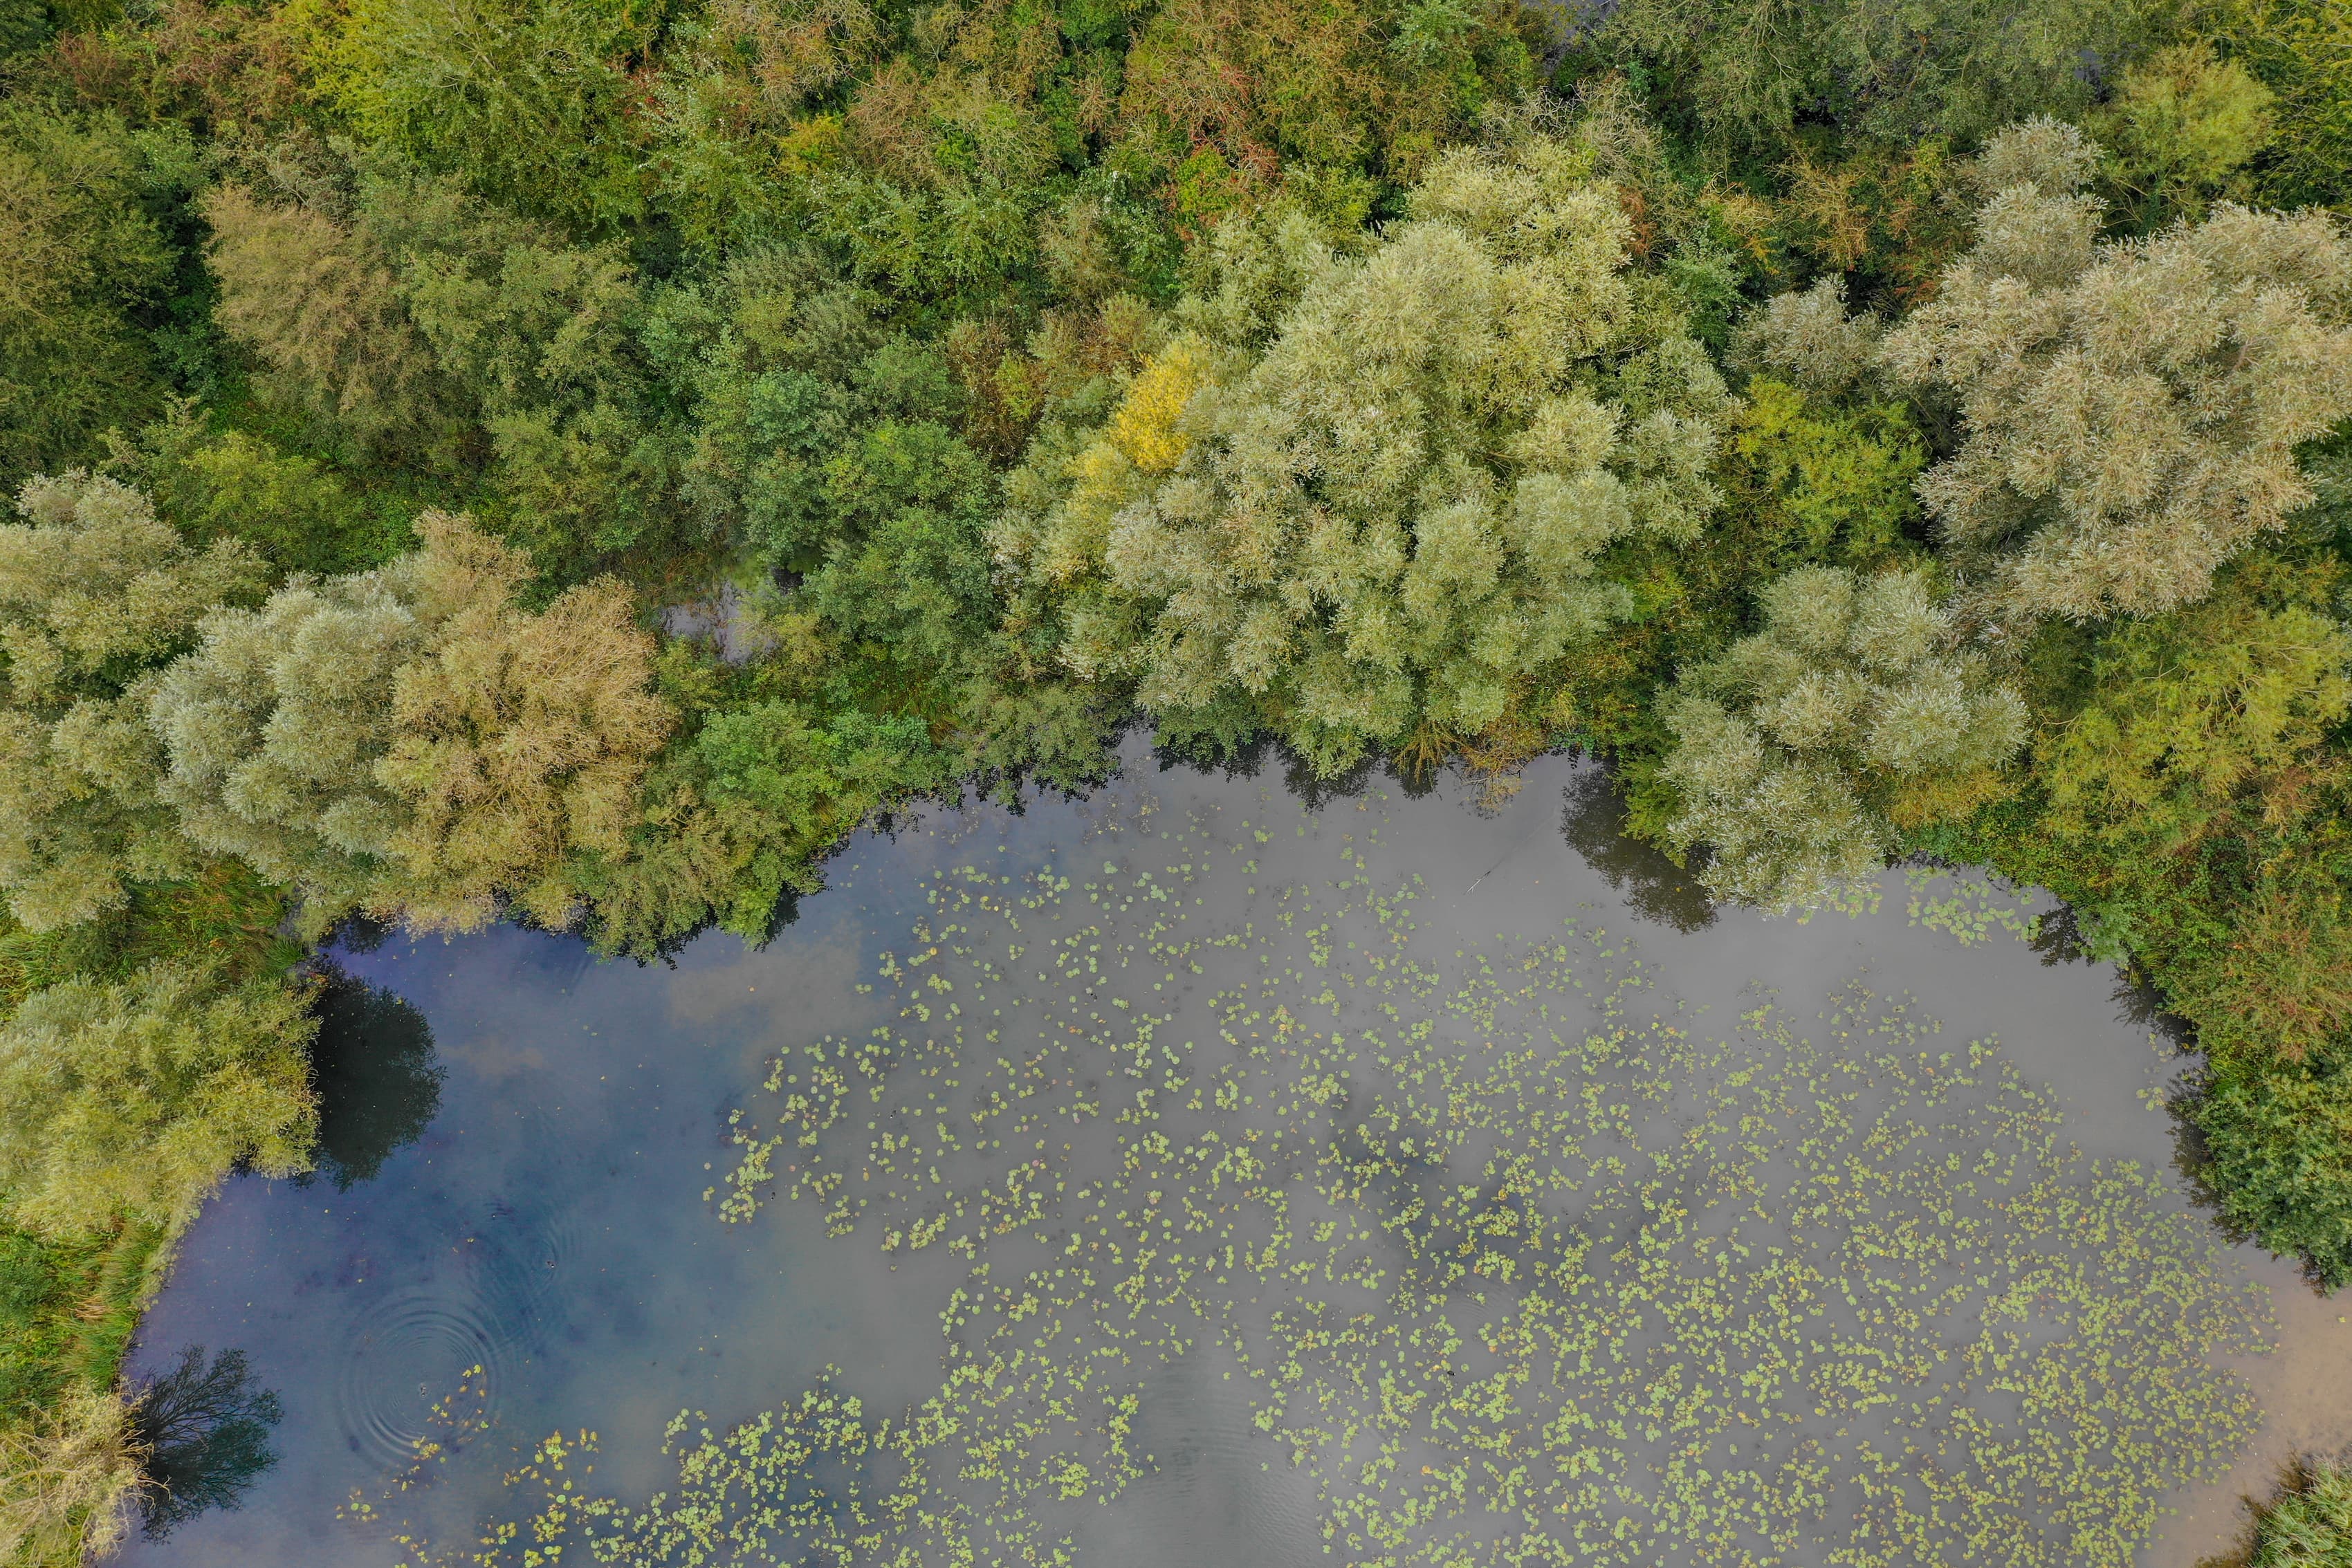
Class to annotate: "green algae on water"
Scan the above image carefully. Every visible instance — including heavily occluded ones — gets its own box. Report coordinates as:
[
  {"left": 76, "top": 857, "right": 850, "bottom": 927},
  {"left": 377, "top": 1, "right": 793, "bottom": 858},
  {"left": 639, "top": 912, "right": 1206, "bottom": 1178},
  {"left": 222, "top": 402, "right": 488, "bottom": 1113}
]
[{"left": 415, "top": 802, "right": 2267, "bottom": 1568}]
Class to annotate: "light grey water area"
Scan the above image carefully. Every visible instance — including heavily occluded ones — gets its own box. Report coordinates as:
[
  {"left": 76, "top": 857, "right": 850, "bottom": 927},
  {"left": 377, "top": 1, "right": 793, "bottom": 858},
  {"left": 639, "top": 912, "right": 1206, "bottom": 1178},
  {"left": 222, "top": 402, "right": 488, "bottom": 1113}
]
[{"left": 111, "top": 744, "right": 2352, "bottom": 1568}]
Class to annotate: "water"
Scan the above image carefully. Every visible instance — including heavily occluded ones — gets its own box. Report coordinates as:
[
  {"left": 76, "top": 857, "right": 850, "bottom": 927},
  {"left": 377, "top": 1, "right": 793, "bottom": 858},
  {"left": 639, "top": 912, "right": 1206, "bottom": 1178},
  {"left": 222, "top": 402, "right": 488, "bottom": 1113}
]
[{"left": 113, "top": 747, "right": 2352, "bottom": 1567}]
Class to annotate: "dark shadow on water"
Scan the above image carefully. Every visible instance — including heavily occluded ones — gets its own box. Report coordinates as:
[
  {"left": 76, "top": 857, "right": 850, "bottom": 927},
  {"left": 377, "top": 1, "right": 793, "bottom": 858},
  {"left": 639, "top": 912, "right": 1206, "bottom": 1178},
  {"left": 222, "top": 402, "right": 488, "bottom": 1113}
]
[
  {"left": 1558, "top": 766, "right": 1716, "bottom": 933},
  {"left": 302, "top": 972, "right": 443, "bottom": 1190},
  {"left": 2028, "top": 902, "right": 2095, "bottom": 965},
  {"left": 129, "top": 1347, "right": 282, "bottom": 1540}
]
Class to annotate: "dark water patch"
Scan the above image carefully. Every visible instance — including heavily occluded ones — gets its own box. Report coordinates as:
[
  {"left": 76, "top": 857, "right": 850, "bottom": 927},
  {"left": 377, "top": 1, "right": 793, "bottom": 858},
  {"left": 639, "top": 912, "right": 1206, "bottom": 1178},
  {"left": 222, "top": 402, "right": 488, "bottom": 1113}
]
[{"left": 302, "top": 974, "right": 442, "bottom": 1192}]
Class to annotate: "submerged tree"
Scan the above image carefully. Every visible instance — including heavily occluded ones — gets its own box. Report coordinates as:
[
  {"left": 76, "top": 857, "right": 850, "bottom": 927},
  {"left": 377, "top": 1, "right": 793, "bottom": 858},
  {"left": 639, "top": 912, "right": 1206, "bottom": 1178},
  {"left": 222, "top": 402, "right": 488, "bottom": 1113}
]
[
  {"left": 1655, "top": 565, "right": 2027, "bottom": 912},
  {"left": 1880, "top": 117, "right": 2352, "bottom": 621},
  {"left": 997, "top": 120, "right": 1734, "bottom": 775},
  {"left": 147, "top": 512, "right": 672, "bottom": 934},
  {"left": 0, "top": 962, "right": 316, "bottom": 1234},
  {"left": 0, "top": 473, "right": 266, "bottom": 930}
]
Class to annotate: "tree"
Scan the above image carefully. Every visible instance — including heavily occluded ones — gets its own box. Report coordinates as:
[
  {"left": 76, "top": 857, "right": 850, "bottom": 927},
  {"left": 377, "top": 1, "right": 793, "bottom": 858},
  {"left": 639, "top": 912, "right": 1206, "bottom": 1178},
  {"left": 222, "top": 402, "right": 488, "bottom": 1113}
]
[
  {"left": 1880, "top": 117, "right": 2352, "bottom": 621},
  {"left": 997, "top": 120, "right": 1735, "bottom": 776},
  {"left": 2035, "top": 562, "right": 2352, "bottom": 855},
  {"left": 0, "top": 106, "right": 176, "bottom": 490},
  {"left": 1655, "top": 565, "right": 2028, "bottom": 912},
  {"left": 310, "top": 0, "right": 652, "bottom": 230},
  {"left": 2196, "top": 1046, "right": 2352, "bottom": 1289},
  {"left": 205, "top": 167, "right": 671, "bottom": 578},
  {"left": 0, "top": 961, "right": 316, "bottom": 1235},
  {"left": 147, "top": 511, "right": 671, "bottom": 933},
  {"left": 0, "top": 472, "right": 265, "bottom": 931},
  {"left": 1586, "top": 0, "right": 2169, "bottom": 158},
  {"left": 201, "top": 181, "right": 454, "bottom": 466},
  {"left": 2087, "top": 41, "right": 2276, "bottom": 230},
  {"left": 2218, "top": 0, "right": 2352, "bottom": 210}
]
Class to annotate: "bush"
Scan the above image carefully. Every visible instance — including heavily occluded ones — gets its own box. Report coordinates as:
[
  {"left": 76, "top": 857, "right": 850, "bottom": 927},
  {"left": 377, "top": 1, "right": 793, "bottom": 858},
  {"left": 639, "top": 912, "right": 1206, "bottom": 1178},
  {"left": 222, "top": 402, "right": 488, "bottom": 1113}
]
[{"left": 2196, "top": 1046, "right": 2352, "bottom": 1289}]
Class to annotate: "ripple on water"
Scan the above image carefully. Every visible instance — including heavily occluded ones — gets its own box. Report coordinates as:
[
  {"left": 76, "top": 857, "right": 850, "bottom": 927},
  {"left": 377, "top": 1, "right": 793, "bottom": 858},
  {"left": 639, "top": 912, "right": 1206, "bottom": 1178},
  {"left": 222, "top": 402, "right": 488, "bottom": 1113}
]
[{"left": 334, "top": 1289, "right": 514, "bottom": 1475}]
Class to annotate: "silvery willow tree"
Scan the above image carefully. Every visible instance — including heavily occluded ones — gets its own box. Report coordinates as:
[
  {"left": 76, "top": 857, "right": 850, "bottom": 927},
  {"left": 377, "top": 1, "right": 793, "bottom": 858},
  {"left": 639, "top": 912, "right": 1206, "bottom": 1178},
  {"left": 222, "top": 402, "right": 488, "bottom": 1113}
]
[
  {"left": 1657, "top": 566, "right": 2027, "bottom": 912},
  {"left": 995, "top": 118, "right": 1734, "bottom": 776}
]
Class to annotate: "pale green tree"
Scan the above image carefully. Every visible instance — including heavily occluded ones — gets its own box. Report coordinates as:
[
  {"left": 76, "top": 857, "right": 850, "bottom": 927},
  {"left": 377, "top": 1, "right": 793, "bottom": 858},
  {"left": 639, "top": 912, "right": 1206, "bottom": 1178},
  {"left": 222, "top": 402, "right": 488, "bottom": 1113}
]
[
  {"left": 1880, "top": 117, "right": 2352, "bottom": 621},
  {"left": 0, "top": 962, "right": 316, "bottom": 1235},
  {"left": 1731, "top": 277, "right": 1884, "bottom": 398},
  {"left": 1657, "top": 566, "right": 2028, "bottom": 912},
  {"left": 996, "top": 124, "right": 1734, "bottom": 775},
  {"left": 0, "top": 473, "right": 266, "bottom": 930},
  {"left": 147, "top": 513, "right": 671, "bottom": 934}
]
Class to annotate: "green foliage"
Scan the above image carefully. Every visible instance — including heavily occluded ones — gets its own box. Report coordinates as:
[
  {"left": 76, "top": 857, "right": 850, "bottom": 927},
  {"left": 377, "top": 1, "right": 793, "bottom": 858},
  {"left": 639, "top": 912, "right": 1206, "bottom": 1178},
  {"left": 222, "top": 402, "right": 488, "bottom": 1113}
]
[
  {"left": 205, "top": 167, "right": 676, "bottom": 580},
  {"left": 2241, "top": 1453, "right": 2352, "bottom": 1566},
  {"left": 1882, "top": 118, "right": 2352, "bottom": 620},
  {"left": 999, "top": 116, "right": 1734, "bottom": 776},
  {"left": 2088, "top": 39, "right": 2276, "bottom": 228},
  {"left": 313, "top": 0, "right": 653, "bottom": 229},
  {"left": 1586, "top": 0, "right": 2175, "bottom": 158},
  {"left": 0, "top": 960, "right": 316, "bottom": 1235},
  {"left": 2222, "top": 0, "right": 2352, "bottom": 208},
  {"left": 0, "top": 472, "right": 266, "bottom": 931},
  {"left": 1657, "top": 565, "right": 2028, "bottom": 911},
  {"left": 0, "top": 104, "right": 176, "bottom": 490},
  {"left": 1718, "top": 376, "right": 1922, "bottom": 566},
  {"left": 2035, "top": 560, "right": 2352, "bottom": 855},
  {"left": 2197, "top": 1047, "right": 2352, "bottom": 1289},
  {"left": 118, "top": 405, "right": 416, "bottom": 575}
]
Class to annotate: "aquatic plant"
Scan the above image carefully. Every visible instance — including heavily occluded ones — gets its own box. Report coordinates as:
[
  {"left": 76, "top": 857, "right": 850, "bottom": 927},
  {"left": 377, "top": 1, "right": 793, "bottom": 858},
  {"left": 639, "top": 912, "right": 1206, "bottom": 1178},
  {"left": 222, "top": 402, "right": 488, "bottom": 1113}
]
[{"left": 434, "top": 796, "right": 2265, "bottom": 1568}]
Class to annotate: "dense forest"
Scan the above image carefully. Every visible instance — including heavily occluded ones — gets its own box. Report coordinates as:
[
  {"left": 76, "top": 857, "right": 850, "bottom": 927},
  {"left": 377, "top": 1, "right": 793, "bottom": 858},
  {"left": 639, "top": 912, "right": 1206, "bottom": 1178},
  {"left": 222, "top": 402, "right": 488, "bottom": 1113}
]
[{"left": 2, "top": 0, "right": 2351, "bottom": 1556}]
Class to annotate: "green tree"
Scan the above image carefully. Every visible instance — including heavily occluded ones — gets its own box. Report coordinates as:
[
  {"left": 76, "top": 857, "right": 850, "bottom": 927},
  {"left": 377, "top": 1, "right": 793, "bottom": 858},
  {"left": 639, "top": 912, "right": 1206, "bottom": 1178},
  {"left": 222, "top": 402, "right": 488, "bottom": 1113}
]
[
  {"left": 0, "top": 961, "right": 315, "bottom": 1235},
  {"left": 147, "top": 511, "right": 671, "bottom": 934},
  {"left": 1586, "top": 0, "right": 2171, "bottom": 158},
  {"left": 1655, "top": 565, "right": 2028, "bottom": 912},
  {"left": 2196, "top": 1047, "right": 2352, "bottom": 1289},
  {"left": 1880, "top": 118, "right": 2352, "bottom": 620},
  {"left": 2088, "top": 40, "right": 2276, "bottom": 230},
  {"left": 0, "top": 472, "right": 265, "bottom": 932},
  {"left": 998, "top": 120, "right": 1734, "bottom": 776},
  {"left": 205, "top": 168, "right": 672, "bottom": 578},
  {"left": 118, "top": 405, "right": 416, "bottom": 575},
  {"left": 312, "top": 0, "right": 652, "bottom": 229},
  {"left": 2035, "top": 563, "right": 2352, "bottom": 855},
  {"left": 2219, "top": 0, "right": 2352, "bottom": 209},
  {"left": 0, "top": 106, "right": 176, "bottom": 490}
]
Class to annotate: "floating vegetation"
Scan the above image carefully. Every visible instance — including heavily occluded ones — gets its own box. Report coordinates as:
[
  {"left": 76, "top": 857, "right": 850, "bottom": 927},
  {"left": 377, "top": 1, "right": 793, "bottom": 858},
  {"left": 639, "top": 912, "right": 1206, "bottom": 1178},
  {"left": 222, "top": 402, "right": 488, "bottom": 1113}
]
[{"left": 417, "top": 795, "right": 2267, "bottom": 1568}]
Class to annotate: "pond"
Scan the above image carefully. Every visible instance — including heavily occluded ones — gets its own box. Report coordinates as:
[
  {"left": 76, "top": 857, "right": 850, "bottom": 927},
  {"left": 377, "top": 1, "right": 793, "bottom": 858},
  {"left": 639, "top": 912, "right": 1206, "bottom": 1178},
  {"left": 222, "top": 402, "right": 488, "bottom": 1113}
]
[{"left": 113, "top": 744, "right": 2352, "bottom": 1568}]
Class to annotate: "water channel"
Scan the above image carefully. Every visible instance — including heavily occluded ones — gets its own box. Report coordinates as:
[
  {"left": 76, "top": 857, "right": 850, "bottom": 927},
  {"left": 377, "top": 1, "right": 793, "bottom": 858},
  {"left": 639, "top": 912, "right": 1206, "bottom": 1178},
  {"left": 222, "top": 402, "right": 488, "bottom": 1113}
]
[{"left": 112, "top": 746, "right": 2352, "bottom": 1567}]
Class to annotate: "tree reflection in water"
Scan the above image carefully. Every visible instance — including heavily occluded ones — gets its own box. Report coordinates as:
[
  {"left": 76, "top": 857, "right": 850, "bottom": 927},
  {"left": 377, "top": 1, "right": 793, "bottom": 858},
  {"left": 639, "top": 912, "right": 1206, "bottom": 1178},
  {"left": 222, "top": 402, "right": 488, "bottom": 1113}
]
[
  {"left": 305, "top": 971, "right": 442, "bottom": 1190},
  {"left": 129, "top": 1347, "right": 282, "bottom": 1539}
]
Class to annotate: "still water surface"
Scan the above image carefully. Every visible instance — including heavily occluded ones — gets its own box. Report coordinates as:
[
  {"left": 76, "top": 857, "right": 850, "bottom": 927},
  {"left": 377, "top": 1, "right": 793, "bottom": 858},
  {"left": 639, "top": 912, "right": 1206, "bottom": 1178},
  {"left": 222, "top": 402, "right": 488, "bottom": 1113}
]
[{"left": 116, "top": 748, "right": 2352, "bottom": 1567}]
